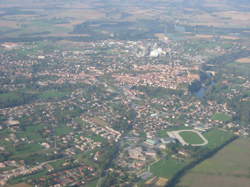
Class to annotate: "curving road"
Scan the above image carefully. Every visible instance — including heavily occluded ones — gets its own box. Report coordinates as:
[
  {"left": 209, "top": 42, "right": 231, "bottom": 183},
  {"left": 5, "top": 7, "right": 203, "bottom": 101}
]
[{"left": 168, "top": 129, "right": 208, "bottom": 146}]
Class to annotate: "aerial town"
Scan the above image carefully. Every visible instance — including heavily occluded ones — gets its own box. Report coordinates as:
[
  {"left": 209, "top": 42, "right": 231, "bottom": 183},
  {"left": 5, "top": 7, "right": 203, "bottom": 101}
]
[
  {"left": 0, "top": 0, "right": 250, "bottom": 186},
  {"left": 0, "top": 33, "right": 249, "bottom": 186}
]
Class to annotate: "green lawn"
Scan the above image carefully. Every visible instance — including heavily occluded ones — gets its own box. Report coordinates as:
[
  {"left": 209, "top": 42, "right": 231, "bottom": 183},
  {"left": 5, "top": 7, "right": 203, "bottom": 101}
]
[
  {"left": 49, "top": 159, "right": 67, "bottom": 170},
  {"left": 0, "top": 92, "right": 21, "bottom": 107},
  {"left": 150, "top": 157, "right": 189, "bottom": 178},
  {"left": 0, "top": 92, "right": 19, "bottom": 101},
  {"left": 212, "top": 113, "right": 232, "bottom": 122},
  {"left": 38, "top": 90, "right": 70, "bottom": 100},
  {"left": 86, "top": 179, "right": 98, "bottom": 187},
  {"left": 55, "top": 126, "right": 72, "bottom": 136},
  {"left": 17, "top": 124, "right": 44, "bottom": 142},
  {"left": 0, "top": 89, "right": 70, "bottom": 107},
  {"left": 204, "top": 129, "right": 235, "bottom": 149},
  {"left": 166, "top": 126, "right": 192, "bottom": 131},
  {"left": 10, "top": 143, "right": 44, "bottom": 160},
  {"left": 0, "top": 129, "right": 12, "bottom": 139},
  {"left": 88, "top": 134, "right": 106, "bottom": 143},
  {"left": 179, "top": 131, "right": 204, "bottom": 144},
  {"left": 16, "top": 143, "right": 43, "bottom": 154},
  {"left": 157, "top": 130, "right": 169, "bottom": 138},
  {"left": 1, "top": 125, "right": 45, "bottom": 154}
]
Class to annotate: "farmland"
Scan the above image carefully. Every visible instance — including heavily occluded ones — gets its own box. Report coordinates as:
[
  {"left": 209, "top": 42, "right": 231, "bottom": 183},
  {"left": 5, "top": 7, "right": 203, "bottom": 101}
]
[
  {"left": 7, "top": 183, "right": 32, "bottom": 187},
  {"left": 176, "top": 138, "right": 250, "bottom": 187},
  {"left": 0, "top": 0, "right": 249, "bottom": 42},
  {"left": 236, "top": 57, "right": 250, "bottom": 63}
]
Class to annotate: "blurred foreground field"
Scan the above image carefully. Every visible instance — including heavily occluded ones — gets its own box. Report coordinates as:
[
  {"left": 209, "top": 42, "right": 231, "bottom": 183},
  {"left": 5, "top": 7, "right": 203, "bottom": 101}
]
[{"left": 176, "top": 138, "right": 250, "bottom": 187}]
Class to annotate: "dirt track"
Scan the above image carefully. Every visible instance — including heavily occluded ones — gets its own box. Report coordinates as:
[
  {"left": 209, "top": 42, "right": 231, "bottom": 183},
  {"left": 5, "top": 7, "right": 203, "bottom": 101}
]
[{"left": 167, "top": 130, "right": 208, "bottom": 146}]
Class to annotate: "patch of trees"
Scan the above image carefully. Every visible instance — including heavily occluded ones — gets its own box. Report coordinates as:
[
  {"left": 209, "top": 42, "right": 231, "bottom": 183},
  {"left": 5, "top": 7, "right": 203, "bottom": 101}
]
[
  {"left": 0, "top": 114, "right": 6, "bottom": 123},
  {"left": 109, "top": 102, "right": 136, "bottom": 132},
  {"left": 113, "top": 117, "right": 133, "bottom": 132},
  {"left": 0, "top": 152, "right": 12, "bottom": 162},
  {"left": 101, "top": 145, "right": 131, "bottom": 187},
  {"left": 55, "top": 106, "right": 84, "bottom": 124},
  {"left": 99, "top": 144, "right": 118, "bottom": 173},
  {"left": 199, "top": 71, "right": 210, "bottom": 82},
  {"left": 73, "top": 19, "right": 164, "bottom": 41},
  {"left": 20, "top": 31, "right": 51, "bottom": 37},
  {"left": 234, "top": 100, "right": 250, "bottom": 126},
  {"left": 183, "top": 23, "right": 250, "bottom": 36},
  {"left": 0, "top": 92, "right": 37, "bottom": 109},
  {"left": 208, "top": 50, "right": 250, "bottom": 66},
  {"left": 0, "top": 84, "right": 76, "bottom": 109},
  {"left": 0, "top": 36, "right": 94, "bottom": 43},
  {"left": 188, "top": 80, "right": 202, "bottom": 93}
]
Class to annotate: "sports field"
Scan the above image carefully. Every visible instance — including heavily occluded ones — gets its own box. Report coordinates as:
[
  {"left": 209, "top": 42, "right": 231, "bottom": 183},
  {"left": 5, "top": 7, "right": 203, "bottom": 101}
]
[{"left": 179, "top": 131, "right": 205, "bottom": 145}]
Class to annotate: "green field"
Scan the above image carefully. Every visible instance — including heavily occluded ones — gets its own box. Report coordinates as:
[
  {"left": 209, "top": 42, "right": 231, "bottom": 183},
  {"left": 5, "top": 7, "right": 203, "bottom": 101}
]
[
  {"left": 176, "top": 138, "right": 250, "bottom": 187},
  {"left": 179, "top": 131, "right": 204, "bottom": 144},
  {"left": 0, "top": 125, "right": 46, "bottom": 159},
  {"left": 150, "top": 158, "right": 189, "bottom": 178},
  {"left": 50, "top": 159, "right": 65, "bottom": 169},
  {"left": 0, "top": 92, "right": 20, "bottom": 102},
  {"left": 38, "top": 90, "right": 70, "bottom": 100},
  {"left": 0, "top": 92, "right": 22, "bottom": 108},
  {"left": 0, "top": 89, "right": 70, "bottom": 108},
  {"left": 86, "top": 180, "right": 98, "bottom": 187},
  {"left": 17, "top": 124, "right": 44, "bottom": 142},
  {"left": 203, "top": 129, "right": 235, "bottom": 149},
  {"left": 88, "top": 134, "right": 106, "bottom": 143},
  {"left": 157, "top": 129, "right": 169, "bottom": 138},
  {"left": 167, "top": 126, "right": 192, "bottom": 131},
  {"left": 13, "top": 143, "right": 43, "bottom": 156},
  {"left": 55, "top": 126, "right": 72, "bottom": 136},
  {"left": 212, "top": 113, "right": 232, "bottom": 122}
]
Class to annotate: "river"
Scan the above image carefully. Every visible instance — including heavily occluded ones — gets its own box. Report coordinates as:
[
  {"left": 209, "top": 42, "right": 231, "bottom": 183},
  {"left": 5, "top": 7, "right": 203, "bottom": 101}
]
[{"left": 194, "top": 80, "right": 215, "bottom": 98}]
